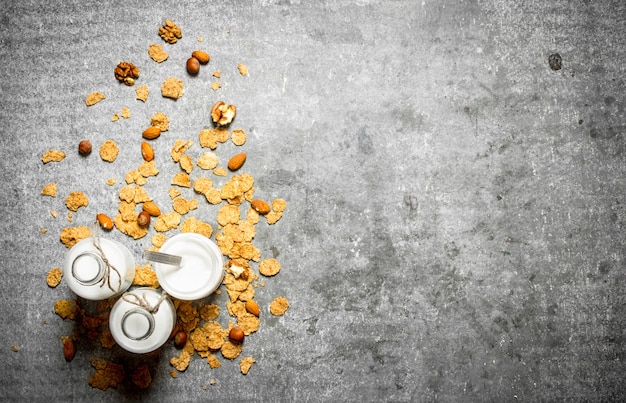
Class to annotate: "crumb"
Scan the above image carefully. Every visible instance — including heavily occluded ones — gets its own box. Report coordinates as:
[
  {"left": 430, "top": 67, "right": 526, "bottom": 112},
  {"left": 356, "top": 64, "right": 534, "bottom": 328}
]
[
  {"left": 111, "top": 114, "right": 119, "bottom": 122},
  {"left": 213, "top": 167, "right": 228, "bottom": 176},
  {"left": 269, "top": 297, "right": 289, "bottom": 316},
  {"left": 198, "top": 36, "right": 203, "bottom": 42},
  {"left": 151, "top": 112, "right": 170, "bottom": 131},
  {"left": 154, "top": 211, "right": 181, "bottom": 232},
  {"left": 65, "top": 191, "right": 89, "bottom": 212},
  {"left": 51, "top": 210, "right": 58, "bottom": 218},
  {"left": 259, "top": 258, "right": 281, "bottom": 277},
  {"left": 99, "top": 140, "right": 119, "bottom": 162},
  {"left": 213, "top": 71, "right": 221, "bottom": 78},
  {"left": 169, "top": 370, "right": 178, "bottom": 378},
  {"left": 60, "top": 226, "right": 91, "bottom": 248},
  {"left": 179, "top": 155, "right": 194, "bottom": 174},
  {"left": 11, "top": 345, "right": 19, "bottom": 352},
  {"left": 211, "top": 81, "right": 221, "bottom": 91},
  {"left": 54, "top": 299, "right": 79, "bottom": 320},
  {"left": 88, "top": 357, "right": 125, "bottom": 391},
  {"left": 231, "top": 128, "right": 247, "bottom": 146},
  {"left": 148, "top": 43, "right": 169, "bottom": 63},
  {"left": 106, "top": 178, "right": 116, "bottom": 186},
  {"left": 41, "top": 183, "right": 57, "bottom": 197},
  {"left": 42, "top": 150, "right": 66, "bottom": 164},
  {"left": 86, "top": 92, "right": 106, "bottom": 106},
  {"left": 133, "top": 263, "right": 159, "bottom": 288},
  {"left": 237, "top": 63, "right": 248, "bottom": 76},
  {"left": 240, "top": 356, "right": 256, "bottom": 374},
  {"left": 121, "top": 107, "right": 131, "bottom": 119},
  {"left": 135, "top": 85, "right": 149, "bottom": 102},
  {"left": 46, "top": 267, "right": 63, "bottom": 287},
  {"left": 161, "top": 77, "right": 184, "bottom": 99}
]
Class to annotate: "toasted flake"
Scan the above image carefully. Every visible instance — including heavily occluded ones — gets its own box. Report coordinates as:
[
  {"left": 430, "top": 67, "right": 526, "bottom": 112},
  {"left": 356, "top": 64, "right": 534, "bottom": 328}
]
[
  {"left": 86, "top": 92, "right": 106, "bottom": 106},
  {"left": 41, "top": 183, "right": 57, "bottom": 197},
  {"left": 42, "top": 150, "right": 66, "bottom": 164}
]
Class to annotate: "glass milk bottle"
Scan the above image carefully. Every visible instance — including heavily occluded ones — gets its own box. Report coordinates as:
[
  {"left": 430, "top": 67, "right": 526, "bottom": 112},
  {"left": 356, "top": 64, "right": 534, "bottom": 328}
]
[
  {"left": 63, "top": 237, "right": 135, "bottom": 300},
  {"left": 109, "top": 287, "right": 176, "bottom": 354}
]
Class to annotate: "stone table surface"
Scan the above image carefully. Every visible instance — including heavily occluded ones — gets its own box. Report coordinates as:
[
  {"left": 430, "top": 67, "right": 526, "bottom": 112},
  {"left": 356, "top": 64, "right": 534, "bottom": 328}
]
[{"left": 1, "top": 0, "right": 625, "bottom": 401}]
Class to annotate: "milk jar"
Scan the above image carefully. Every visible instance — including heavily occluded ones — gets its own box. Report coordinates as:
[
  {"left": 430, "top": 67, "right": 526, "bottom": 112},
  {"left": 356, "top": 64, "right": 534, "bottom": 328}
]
[
  {"left": 153, "top": 233, "right": 224, "bottom": 300},
  {"left": 109, "top": 287, "right": 176, "bottom": 354},
  {"left": 63, "top": 237, "right": 135, "bottom": 300}
]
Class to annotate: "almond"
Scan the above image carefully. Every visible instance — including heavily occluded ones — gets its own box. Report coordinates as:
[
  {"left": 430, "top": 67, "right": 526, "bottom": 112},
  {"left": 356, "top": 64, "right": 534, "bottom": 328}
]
[
  {"left": 141, "top": 141, "right": 154, "bottom": 161},
  {"left": 142, "top": 126, "right": 161, "bottom": 140},
  {"left": 250, "top": 199, "right": 270, "bottom": 215},
  {"left": 228, "top": 153, "right": 246, "bottom": 171},
  {"left": 245, "top": 300, "right": 261, "bottom": 317},
  {"left": 142, "top": 201, "right": 161, "bottom": 216},
  {"left": 63, "top": 338, "right": 76, "bottom": 361},
  {"left": 192, "top": 50, "right": 210, "bottom": 64},
  {"left": 96, "top": 213, "right": 114, "bottom": 230}
]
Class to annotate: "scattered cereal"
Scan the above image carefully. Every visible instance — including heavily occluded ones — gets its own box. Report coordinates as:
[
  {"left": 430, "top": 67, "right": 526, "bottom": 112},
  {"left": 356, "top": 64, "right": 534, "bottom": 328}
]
[
  {"left": 172, "top": 172, "right": 191, "bottom": 188},
  {"left": 88, "top": 357, "right": 125, "bottom": 391},
  {"left": 172, "top": 196, "right": 198, "bottom": 215},
  {"left": 180, "top": 217, "right": 213, "bottom": 238},
  {"left": 132, "top": 264, "right": 159, "bottom": 288},
  {"left": 85, "top": 92, "right": 106, "bottom": 106},
  {"left": 151, "top": 112, "right": 170, "bottom": 131},
  {"left": 99, "top": 140, "right": 119, "bottom": 162},
  {"left": 162, "top": 77, "right": 184, "bottom": 99},
  {"left": 169, "top": 187, "right": 182, "bottom": 199},
  {"left": 59, "top": 226, "right": 91, "bottom": 248},
  {"left": 46, "top": 267, "right": 63, "bottom": 288},
  {"left": 220, "top": 340, "right": 243, "bottom": 360},
  {"left": 54, "top": 299, "right": 79, "bottom": 320},
  {"left": 154, "top": 211, "right": 181, "bottom": 232},
  {"left": 42, "top": 150, "right": 66, "bottom": 164},
  {"left": 152, "top": 233, "right": 167, "bottom": 248},
  {"left": 148, "top": 43, "right": 169, "bottom": 63},
  {"left": 111, "top": 113, "right": 119, "bottom": 122},
  {"left": 11, "top": 345, "right": 19, "bottom": 352},
  {"left": 179, "top": 155, "right": 194, "bottom": 174},
  {"left": 231, "top": 128, "right": 247, "bottom": 146},
  {"left": 41, "top": 183, "right": 57, "bottom": 197},
  {"left": 106, "top": 178, "right": 116, "bottom": 186},
  {"left": 65, "top": 191, "right": 89, "bottom": 212},
  {"left": 51, "top": 210, "right": 58, "bottom": 218},
  {"left": 259, "top": 258, "right": 281, "bottom": 277},
  {"left": 199, "top": 127, "right": 228, "bottom": 150},
  {"left": 121, "top": 107, "right": 131, "bottom": 119},
  {"left": 237, "top": 63, "right": 248, "bottom": 76},
  {"left": 135, "top": 85, "right": 149, "bottom": 102},
  {"left": 171, "top": 139, "right": 193, "bottom": 162},
  {"left": 211, "top": 81, "right": 222, "bottom": 91},
  {"left": 240, "top": 356, "right": 256, "bottom": 375},
  {"left": 213, "top": 71, "right": 221, "bottom": 78},
  {"left": 197, "top": 151, "right": 219, "bottom": 170},
  {"left": 269, "top": 297, "right": 290, "bottom": 316},
  {"left": 213, "top": 167, "right": 228, "bottom": 176}
]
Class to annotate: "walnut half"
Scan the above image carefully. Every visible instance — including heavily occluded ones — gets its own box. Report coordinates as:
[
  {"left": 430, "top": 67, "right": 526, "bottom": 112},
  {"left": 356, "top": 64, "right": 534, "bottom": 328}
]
[
  {"left": 159, "top": 20, "right": 182, "bottom": 44},
  {"left": 211, "top": 101, "right": 237, "bottom": 127},
  {"left": 114, "top": 62, "right": 140, "bottom": 86}
]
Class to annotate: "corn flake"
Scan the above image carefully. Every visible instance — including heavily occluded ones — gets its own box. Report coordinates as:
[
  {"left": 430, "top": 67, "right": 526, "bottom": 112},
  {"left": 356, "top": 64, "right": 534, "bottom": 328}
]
[
  {"left": 42, "top": 150, "right": 66, "bottom": 164},
  {"left": 99, "top": 140, "right": 119, "bottom": 162},
  {"left": 41, "top": 183, "right": 57, "bottom": 197},
  {"left": 154, "top": 211, "right": 181, "bottom": 232}
]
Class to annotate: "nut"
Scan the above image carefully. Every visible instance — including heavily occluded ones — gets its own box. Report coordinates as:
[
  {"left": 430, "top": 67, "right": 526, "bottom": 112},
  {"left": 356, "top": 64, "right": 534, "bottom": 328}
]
[
  {"left": 142, "top": 201, "right": 161, "bottom": 216},
  {"left": 245, "top": 300, "right": 261, "bottom": 317},
  {"left": 142, "top": 126, "right": 161, "bottom": 140},
  {"left": 186, "top": 57, "right": 200, "bottom": 75},
  {"left": 141, "top": 141, "right": 154, "bottom": 161},
  {"left": 210, "top": 101, "right": 237, "bottom": 127},
  {"left": 137, "top": 211, "right": 151, "bottom": 227},
  {"left": 158, "top": 19, "right": 182, "bottom": 44},
  {"left": 78, "top": 140, "right": 92, "bottom": 156},
  {"left": 96, "top": 213, "right": 114, "bottom": 231},
  {"left": 63, "top": 338, "right": 76, "bottom": 361},
  {"left": 227, "top": 153, "right": 246, "bottom": 171},
  {"left": 114, "top": 61, "right": 140, "bottom": 86},
  {"left": 229, "top": 327, "right": 245, "bottom": 344},
  {"left": 173, "top": 331, "right": 187, "bottom": 349},
  {"left": 192, "top": 50, "right": 210, "bottom": 64},
  {"left": 250, "top": 199, "right": 271, "bottom": 215}
]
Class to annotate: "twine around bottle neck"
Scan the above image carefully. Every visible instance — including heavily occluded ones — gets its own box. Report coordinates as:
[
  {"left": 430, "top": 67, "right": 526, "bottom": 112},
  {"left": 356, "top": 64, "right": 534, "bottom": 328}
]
[{"left": 91, "top": 221, "right": 122, "bottom": 292}]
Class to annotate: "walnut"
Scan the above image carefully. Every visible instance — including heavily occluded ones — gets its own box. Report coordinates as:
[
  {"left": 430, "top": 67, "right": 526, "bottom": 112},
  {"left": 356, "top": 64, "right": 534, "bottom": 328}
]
[
  {"left": 211, "top": 101, "right": 237, "bottom": 127},
  {"left": 114, "top": 62, "right": 140, "bottom": 86},
  {"left": 159, "top": 20, "right": 182, "bottom": 44}
]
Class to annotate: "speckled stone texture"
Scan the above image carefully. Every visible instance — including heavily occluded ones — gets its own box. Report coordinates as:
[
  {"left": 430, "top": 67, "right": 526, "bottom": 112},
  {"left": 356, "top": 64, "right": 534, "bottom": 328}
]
[{"left": 1, "top": 0, "right": 625, "bottom": 401}]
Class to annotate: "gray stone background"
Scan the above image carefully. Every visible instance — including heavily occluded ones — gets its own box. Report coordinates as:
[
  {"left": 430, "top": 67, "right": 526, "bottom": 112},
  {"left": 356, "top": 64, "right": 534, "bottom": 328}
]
[{"left": 1, "top": 0, "right": 625, "bottom": 401}]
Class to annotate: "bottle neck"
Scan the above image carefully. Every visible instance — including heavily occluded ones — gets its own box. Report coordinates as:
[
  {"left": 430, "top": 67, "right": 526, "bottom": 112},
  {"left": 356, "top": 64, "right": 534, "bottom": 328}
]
[
  {"left": 71, "top": 251, "right": 105, "bottom": 286},
  {"left": 121, "top": 308, "right": 155, "bottom": 341}
]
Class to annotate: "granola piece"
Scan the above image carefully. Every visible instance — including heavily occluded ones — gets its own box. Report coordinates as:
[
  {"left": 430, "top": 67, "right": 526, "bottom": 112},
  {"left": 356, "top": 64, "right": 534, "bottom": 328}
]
[
  {"left": 42, "top": 150, "right": 66, "bottom": 164},
  {"left": 135, "top": 85, "right": 149, "bottom": 102},
  {"left": 86, "top": 92, "right": 106, "bottom": 106},
  {"left": 161, "top": 77, "right": 184, "bottom": 99},
  {"left": 231, "top": 128, "right": 247, "bottom": 146},
  {"left": 197, "top": 151, "right": 219, "bottom": 170},
  {"left": 259, "top": 258, "right": 281, "bottom": 277},
  {"left": 237, "top": 63, "right": 248, "bottom": 76},
  {"left": 159, "top": 20, "right": 182, "bottom": 44},
  {"left": 54, "top": 299, "right": 79, "bottom": 320},
  {"left": 41, "top": 183, "right": 57, "bottom": 197},
  {"left": 88, "top": 357, "right": 125, "bottom": 390},
  {"left": 269, "top": 297, "right": 290, "bottom": 316},
  {"left": 133, "top": 263, "right": 159, "bottom": 288},
  {"left": 240, "top": 356, "right": 256, "bottom": 375},
  {"left": 99, "top": 140, "right": 119, "bottom": 162},
  {"left": 151, "top": 112, "right": 170, "bottom": 131},
  {"left": 60, "top": 226, "right": 91, "bottom": 248},
  {"left": 154, "top": 211, "right": 181, "bottom": 232},
  {"left": 148, "top": 43, "right": 169, "bottom": 62},
  {"left": 172, "top": 172, "right": 191, "bottom": 187},
  {"left": 46, "top": 267, "right": 63, "bottom": 288}
]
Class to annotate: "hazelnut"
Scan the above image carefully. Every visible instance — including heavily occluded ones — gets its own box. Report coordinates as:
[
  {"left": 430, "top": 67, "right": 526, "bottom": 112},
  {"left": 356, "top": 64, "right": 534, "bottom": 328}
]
[
  {"left": 186, "top": 57, "right": 200, "bottom": 75},
  {"left": 78, "top": 140, "right": 92, "bottom": 156},
  {"left": 229, "top": 327, "right": 245, "bottom": 344},
  {"left": 137, "top": 211, "right": 151, "bottom": 227},
  {"left": 173, "top": 331, "right": 187, "bottom": 349}
]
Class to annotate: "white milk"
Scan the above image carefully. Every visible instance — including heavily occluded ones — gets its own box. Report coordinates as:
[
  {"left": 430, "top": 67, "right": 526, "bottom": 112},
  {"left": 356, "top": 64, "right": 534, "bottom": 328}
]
[
  {"left": 109, "top": 287, "right": 176, "bottom": 354},
  {"left": 154, "top": 233, "right": 224, "bottom": 300},
  {"left": 63, "top": 237, "right": 135, "bottom": 300}
]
